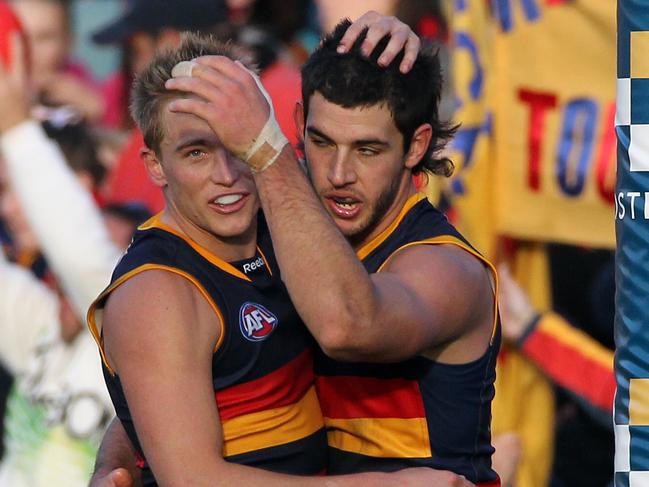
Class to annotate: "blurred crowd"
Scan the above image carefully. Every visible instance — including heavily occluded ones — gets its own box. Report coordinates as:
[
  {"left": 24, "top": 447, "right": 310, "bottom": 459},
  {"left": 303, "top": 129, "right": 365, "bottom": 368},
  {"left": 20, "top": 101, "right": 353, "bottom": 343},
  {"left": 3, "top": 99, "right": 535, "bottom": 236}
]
[{"left": 0, "top": 1, "right": 614, "bottom": 487}]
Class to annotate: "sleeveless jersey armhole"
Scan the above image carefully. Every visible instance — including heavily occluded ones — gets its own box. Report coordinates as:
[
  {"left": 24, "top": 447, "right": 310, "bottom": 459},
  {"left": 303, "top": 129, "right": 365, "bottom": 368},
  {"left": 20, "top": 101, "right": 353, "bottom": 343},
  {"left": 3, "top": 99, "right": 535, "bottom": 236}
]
[{"left": 87, "top": 263, "right": 227, "bottom": 375}]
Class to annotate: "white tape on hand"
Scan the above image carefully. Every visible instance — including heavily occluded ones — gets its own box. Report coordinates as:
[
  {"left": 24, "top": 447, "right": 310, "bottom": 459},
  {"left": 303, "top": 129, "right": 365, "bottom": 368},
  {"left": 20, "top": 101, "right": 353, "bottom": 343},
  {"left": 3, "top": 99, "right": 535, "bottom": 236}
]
[
  {"left": 242, "top": 67, "right": 289, "bottom": 173},
  {"left": 171, "top": 60, "right": 196, "bottom": 78},
  {"left": 170, "top": 59, "right": 289, "bottom": 173}
]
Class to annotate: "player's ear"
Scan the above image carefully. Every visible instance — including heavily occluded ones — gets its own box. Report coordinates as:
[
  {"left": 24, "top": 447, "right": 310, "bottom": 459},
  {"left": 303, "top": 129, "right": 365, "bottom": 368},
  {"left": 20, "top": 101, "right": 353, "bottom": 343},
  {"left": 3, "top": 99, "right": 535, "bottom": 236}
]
[
  {"left": 141, "top": 147, "right": 167, "bottom": 187},
  {"left": 404, "top": 123, "right": 433, "bottom": 169},
  {"left": 294, "top": 101, "right": 305, "bottom": 142}
]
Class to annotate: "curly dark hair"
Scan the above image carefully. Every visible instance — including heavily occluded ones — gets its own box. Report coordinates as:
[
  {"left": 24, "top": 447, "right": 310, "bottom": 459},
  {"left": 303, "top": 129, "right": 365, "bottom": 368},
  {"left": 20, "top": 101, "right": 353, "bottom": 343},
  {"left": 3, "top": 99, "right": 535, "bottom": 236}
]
[{"left": 301, "top": 19, "right": 457, "bottom": 177}]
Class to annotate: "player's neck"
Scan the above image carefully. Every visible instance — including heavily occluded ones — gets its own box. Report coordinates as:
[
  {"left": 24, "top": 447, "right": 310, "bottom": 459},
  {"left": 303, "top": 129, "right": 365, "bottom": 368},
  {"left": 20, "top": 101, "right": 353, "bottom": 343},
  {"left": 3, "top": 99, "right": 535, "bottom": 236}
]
[
  {"left": 352, "top": 179, "right": 418, "bottom": 251},
  {"left": 161, "top": 209, "right": 259, "bottom": 262}
]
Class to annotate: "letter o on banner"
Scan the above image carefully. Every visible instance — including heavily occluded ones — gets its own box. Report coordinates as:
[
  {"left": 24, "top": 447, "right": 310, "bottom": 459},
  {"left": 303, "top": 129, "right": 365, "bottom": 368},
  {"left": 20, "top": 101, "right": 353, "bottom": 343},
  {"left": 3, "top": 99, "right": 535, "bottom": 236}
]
[{"left": 615, "top": 1, "right": 649, "bottom": 484}]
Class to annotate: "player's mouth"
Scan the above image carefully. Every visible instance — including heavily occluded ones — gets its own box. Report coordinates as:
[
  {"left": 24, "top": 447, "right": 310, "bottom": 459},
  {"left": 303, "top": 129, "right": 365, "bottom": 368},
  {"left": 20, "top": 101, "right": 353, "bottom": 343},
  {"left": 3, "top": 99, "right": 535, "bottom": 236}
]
[
  {"left": 325, "top": 194, "right": 362, "bottom": 219},
  {"left": 209, "top": 193, "right": 249, "bottom": 214}
]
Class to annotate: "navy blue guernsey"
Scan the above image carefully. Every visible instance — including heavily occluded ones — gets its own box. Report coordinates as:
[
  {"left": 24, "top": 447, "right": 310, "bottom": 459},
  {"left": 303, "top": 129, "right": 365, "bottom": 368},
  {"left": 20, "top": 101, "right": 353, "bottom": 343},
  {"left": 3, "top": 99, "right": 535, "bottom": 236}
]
[
  {"left": 88, "top": 215, "right": 327, "bottom": 486},
  {"left": 315, "top": 193, "right": 501, "bottom": 486}
]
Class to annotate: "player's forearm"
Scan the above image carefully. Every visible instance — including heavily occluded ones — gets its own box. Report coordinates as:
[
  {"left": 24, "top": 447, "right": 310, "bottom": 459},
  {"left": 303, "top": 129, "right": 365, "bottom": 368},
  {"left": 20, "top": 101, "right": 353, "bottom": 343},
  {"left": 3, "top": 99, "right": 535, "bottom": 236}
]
[
  {"left": 208, "top": 463, "right": 472, "bottom": 487},
  {"left": 91, "top": 420, "right": 445, "bottom": 487},
  {"left": 176, "top": 462, "right": 394, "bottom": 487},
  {"left": 253, "top": 148, "right": 383, "bottom": 357}
]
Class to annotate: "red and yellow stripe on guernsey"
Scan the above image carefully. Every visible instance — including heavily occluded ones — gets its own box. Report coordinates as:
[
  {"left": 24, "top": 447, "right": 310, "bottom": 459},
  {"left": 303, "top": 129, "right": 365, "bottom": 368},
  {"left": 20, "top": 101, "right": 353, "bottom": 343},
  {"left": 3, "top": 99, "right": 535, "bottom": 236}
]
[
  {"left": 216, "top": 350, "right": 324, "bottom": 457},
  {"left": 316, "top": 375, "right": 431, "bottom": 458},
  {"left": 522, "top": 313, "right": 615, "bottom": 412}
]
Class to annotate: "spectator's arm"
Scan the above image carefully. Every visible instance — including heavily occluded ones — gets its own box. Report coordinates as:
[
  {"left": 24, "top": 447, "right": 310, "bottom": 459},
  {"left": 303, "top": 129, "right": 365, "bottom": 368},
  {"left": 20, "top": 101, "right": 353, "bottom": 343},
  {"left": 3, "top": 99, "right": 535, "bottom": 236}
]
[
  {"left": 0, "top": 120, "right": 122, "bottom": 321},
  {"left": 0, "top": 34, "right": 121, "bottom": 322},
  {"left": 520, "top": 313, "right": 615, "bottom": 416},
  {"left": 499, "top": 264, "right": 615, "bottom": 417}
]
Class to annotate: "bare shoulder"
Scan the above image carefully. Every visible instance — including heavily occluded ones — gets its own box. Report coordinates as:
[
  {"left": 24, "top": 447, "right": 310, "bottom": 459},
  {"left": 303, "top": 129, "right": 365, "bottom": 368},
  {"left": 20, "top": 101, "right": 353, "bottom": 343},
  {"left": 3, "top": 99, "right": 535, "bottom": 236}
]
[
  {"left": 385, "top": 243, "right": 493, "bottom": 297},
  {"left": 102, "top": 269, "right": 220, "bottom": 372},
  {"left": 103, "top": 269, "right": 202, "bottom": 334},
  {"left": 384, "top": 243, "right": 494, "bottom": 353}
]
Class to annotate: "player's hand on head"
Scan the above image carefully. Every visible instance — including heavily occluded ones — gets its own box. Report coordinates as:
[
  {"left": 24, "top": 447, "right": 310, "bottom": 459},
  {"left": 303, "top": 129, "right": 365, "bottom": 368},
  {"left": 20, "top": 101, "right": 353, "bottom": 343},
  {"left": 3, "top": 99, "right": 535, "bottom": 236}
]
[
  {"left": 88, "top": 468, "right": 135, "bottom": 487},
  {"left": 165, "top": 55, "right": 288, "bottom": 172},
  {"left": 337, "top": 10, "right": 421, "bottom": 73},
  {"left": 165, "top": 56, "right": 270, "bottom": 157}
]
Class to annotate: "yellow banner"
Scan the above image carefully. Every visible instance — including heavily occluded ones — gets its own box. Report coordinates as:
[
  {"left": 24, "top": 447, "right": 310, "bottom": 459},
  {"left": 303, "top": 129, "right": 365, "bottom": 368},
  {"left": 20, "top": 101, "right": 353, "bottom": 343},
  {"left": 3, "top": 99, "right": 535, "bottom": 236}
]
[
  {"left": 445, "top": 0, "right": 498, "bottom": 257},
  {"left": 449, "top": 0, "right": 616, "bottom": 250}
]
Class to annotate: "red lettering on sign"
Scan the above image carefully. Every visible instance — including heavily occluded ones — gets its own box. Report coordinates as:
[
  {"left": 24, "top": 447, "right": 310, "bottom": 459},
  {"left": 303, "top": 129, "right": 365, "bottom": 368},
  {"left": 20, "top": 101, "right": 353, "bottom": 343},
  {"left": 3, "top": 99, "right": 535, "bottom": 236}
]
[
  {"left": 518, "top": 89, "right": 558, "bottom": 191},
  {"left": 595, "top": 102, "right": 616, "bottom": 206}
]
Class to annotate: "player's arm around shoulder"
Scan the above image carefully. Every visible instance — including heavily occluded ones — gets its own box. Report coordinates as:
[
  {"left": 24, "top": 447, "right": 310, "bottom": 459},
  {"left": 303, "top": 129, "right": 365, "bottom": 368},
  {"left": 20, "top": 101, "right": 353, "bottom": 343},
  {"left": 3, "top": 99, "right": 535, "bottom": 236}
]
[
  {"left": 321, "top": 243, "right": 495, "bottom": 364},
  {"left": 101, "top": 269, "right": 225, "bottom": 486}
]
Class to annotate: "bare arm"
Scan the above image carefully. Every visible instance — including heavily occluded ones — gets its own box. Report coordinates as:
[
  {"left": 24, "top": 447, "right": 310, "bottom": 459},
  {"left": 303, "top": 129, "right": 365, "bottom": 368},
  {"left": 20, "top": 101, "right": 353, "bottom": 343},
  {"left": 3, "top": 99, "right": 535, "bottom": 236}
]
[
  {"left": 0, "top": 34, "right": 120, "bottom": 323},
  {"left": 498, "top": 264, "right": 615, "bottom": 415}
]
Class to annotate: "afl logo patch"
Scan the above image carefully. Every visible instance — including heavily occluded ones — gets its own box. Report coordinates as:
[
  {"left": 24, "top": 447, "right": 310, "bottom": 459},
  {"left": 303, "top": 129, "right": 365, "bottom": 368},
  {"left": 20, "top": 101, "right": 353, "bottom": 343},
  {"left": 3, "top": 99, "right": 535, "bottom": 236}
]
[{"left": 239, "top": 302, "right": 278, "bottom": 341}]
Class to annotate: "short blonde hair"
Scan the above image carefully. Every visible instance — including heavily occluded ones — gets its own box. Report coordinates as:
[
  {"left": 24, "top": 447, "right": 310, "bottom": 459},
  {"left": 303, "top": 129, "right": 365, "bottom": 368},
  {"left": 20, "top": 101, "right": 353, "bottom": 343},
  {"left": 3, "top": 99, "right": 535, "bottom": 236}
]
[{"left": 130, "top": 32, "right": 253, "bottom": 153}]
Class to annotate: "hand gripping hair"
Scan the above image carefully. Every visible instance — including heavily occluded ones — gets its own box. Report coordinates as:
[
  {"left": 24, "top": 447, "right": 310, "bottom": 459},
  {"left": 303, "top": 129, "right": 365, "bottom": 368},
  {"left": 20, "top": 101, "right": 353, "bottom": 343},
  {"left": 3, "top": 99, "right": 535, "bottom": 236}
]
[{"left": 171, "top": 60, "right": 289, "bottom": 173}]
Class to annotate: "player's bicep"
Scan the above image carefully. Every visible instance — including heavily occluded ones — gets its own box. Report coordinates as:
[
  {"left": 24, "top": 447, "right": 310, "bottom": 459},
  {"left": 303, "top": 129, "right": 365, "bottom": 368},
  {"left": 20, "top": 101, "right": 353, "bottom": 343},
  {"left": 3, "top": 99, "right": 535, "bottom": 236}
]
[
  {"left": 374, "top": 245, "right": 493, "bottom": 353},
  {"left": 103, "top": 271, "right": 225, "bottom": 486}
]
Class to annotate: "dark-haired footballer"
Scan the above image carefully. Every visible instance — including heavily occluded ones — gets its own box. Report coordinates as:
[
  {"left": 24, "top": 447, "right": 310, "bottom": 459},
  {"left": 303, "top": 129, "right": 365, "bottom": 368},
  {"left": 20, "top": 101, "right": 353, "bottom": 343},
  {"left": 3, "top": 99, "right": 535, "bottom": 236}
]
[
  {"left": 87, "top": 21, "right": 471, "bottom": 487},
  {"left": 299, "top": 22, "right": 501, "bottom": 485},
  {"left": 164, "top": 17, "right": 501, "bottom": 487}
]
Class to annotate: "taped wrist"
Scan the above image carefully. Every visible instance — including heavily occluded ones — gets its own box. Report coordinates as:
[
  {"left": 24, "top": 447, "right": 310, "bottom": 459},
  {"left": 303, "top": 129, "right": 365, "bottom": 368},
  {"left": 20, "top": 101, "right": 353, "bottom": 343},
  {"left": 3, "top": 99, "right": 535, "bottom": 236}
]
[
  {"left": 243, "top": 114, "right": 288, "bottom": 172},
  {"left": 244, "top": 69, "right": 289, "bottom": 173}
]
